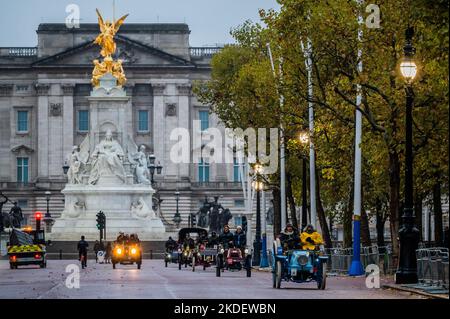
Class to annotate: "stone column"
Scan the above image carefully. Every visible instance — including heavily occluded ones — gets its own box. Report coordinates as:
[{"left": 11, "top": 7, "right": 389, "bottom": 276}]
[
  {"left": 36, "top": 83, "right": 50, "bottom": 180},
  {"left": 0, "top": 84, "right": 13, "bottom": 181},
  {"left": 177, "top": 84, "right": 191, "bottom": 181},
  {"left": 61, "top": 84, "right": 75, "bottom": 162},
  {"left": 152, "top": 83, "right": 166, "bottom": 177}
]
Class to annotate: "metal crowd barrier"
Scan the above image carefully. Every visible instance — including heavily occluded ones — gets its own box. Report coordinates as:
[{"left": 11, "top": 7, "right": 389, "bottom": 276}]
[
  {"left": 416, "top": 247, "right": 449, "bottom": 289},
  {"left": 323, "top": 245, "right": 395, "bottom": 275}
]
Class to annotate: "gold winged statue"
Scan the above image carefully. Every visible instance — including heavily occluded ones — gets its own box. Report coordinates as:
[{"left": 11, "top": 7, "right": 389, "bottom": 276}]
[
  {"left": 94, "top": 9, "right": 129, "bottom": 57},
  {"left": 91, "top": 9, "right": 129, "bottom": 87}
]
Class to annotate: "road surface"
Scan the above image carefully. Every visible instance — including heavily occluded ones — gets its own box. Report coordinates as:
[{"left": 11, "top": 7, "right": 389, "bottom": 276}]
[{"left": 0, "top": 260, "right": 423, "bottom": 299}]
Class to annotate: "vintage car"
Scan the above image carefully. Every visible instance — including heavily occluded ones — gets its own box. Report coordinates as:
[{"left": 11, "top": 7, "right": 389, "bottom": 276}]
[
  {"left": 196, "top": 242, "right": 217, "bottom": 271},
  {"left": 271, "top": 238, "right": 328, "bottom": 289},
  {"left": 177, "top": 227, "right": 208, "bottom": 271},
  {"left": 216, "top": 243, "right": 252, "bottom": 277},
  {"left": 164, "top": 247, "right": 180, "bottom": 267},
  {"left": 111, "top": 235, "right": 142, "bottom": 269}
]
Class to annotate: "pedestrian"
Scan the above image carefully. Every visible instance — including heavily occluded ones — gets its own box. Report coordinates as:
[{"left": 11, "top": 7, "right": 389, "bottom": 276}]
[
  {"left": 77, "top": 235, "right": 89, "bottom": 268},
  {"left": 93, "top": 240, "right": 100, "bottom": 263},
  {"left": 105, "top": 241, "right": 112, "bottom": 264}
]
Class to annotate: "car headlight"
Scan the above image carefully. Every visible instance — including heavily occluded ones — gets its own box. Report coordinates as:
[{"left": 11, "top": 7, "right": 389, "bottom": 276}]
[
  {"left": 244, "top": 249, "right": 249, "bottom": 254},
  {"left": 131, "top": 248, "right": 137, "bottom": 255},
  {"left": 116, "top": 248, "right": 122, "bottom": 255},
  {"left": 298, "top": 255, "right": 309, "bottom": 266}
]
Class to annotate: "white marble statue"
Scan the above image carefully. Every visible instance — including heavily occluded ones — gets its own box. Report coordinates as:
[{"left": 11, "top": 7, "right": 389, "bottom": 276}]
[
  {"left": 128, "top": 143, "right": 151, "bottom": 185},
  {"left": 88, "top": 129, "right": 126, "bottom": 185},
  {"left": 67, "top": 146, "right": 82, "bottom": 184},
  {"left": 131, "top": 197, "right": 155, "bottom": 219}
]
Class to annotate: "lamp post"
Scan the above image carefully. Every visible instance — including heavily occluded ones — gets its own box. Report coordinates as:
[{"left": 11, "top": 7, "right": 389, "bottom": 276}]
[
  {"left": 148, "top": 154, "right": 163, "bottom": 186},
  {"left": 44, "top": 191, "right": 51, "bottom": 218},
  {"left": 252, "top": 164, "right": 263, "bottom": 266},
  {"left": 43, "top": 191, "right": 54, "bottom": 232},
  {"left": 396, "top": 26, "right": 420, "bottom": 284},
  {"left": 299, "top": 132, "right": 309, "bottom": 230},
  {"left": 173, "top": 191, "right": 181, "bottom": 228}
]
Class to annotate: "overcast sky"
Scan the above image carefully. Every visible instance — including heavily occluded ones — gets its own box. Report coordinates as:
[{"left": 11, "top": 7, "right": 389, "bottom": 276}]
[{"left": 0, "top": 0, "right": 279, "bottom": 47}]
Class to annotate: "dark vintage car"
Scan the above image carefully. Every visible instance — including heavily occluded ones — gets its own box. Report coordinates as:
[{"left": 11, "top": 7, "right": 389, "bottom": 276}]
[
  {"left": 216, "top": 242, "right": 252, "bottom": 277},
  {"left": 111, "top": 235, "right": 142, "bottom": 269},
  {"left": 177, "top": 227, "right": 209, "bottom": 271}
]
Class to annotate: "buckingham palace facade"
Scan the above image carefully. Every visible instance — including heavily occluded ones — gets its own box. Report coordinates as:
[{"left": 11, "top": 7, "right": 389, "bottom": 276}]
[{"left": 0, "top": 23, "right": 262, "bottom": 232}]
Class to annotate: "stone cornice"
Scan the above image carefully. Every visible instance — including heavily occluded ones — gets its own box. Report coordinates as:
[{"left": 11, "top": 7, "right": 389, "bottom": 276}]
[
  {"left": 35, "top": 83, "right": 50, "bottom": 96},
  {"left": 61, "top": 84, "right": 75, "bottom": 95},
  {"left": 176, "top": 84, "right": 192, "bottom": 96},
  {"left": 0, "top": 84, "right": 14, "bottom": 97},
  {"left": 152, "top": 83, "right": 166, "bottom": 96}
]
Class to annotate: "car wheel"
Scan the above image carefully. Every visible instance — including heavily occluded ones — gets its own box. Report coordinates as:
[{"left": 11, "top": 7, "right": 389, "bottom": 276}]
[{"left": 275, "top": 261, "right": 282, "bottom": 289}]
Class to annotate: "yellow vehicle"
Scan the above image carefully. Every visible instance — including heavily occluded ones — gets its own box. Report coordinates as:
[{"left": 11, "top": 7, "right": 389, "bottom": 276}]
[
  {"left": 112, "top": 234, "right": 142, "bottom": 269},
  {"left": 7, "top": 227, "right": 47, "bottom": 269}
]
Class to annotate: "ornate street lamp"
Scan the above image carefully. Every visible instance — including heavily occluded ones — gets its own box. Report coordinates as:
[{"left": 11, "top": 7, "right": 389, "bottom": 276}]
[
  {"left": 299, "top": 131, "right": 309, "bottom": 230},
  {"left": 62, "top": 161, "right": 70, "bottom": 175},
  {"left": 148, "top": 154, "right": 163, "bottom": 185},
  {"left": 43, "top": 191, "right": 54, "bottom": 232},
  {"left": 173, "top": 191, "right": 182, "bottom": 228},
  {"left": 396, "top": 26, "right": 420, "bottom": 284},
  {"left": 252, "top": 163, "right": 264, "bottom": 266}
]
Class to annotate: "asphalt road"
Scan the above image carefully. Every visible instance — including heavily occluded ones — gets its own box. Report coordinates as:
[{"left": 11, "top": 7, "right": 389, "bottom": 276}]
[{"left": 0, "top": 260, "right": 423, "bottom": 299}]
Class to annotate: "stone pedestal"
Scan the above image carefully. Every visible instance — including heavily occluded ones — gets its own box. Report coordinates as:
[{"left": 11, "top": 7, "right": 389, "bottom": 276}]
[
  {"left": 51, "top": 74, "right": 167, "bottom": 241},
  {"left": 50, "top": 182, "right": 166, "bottom": 241}
]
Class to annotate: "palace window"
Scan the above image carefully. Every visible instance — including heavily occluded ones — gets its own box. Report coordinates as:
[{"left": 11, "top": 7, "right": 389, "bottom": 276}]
[
  {"left": 198, "top": 158, "right": 210, "bottom": 182},
  {"left": 17, "top": 111, "right": 28, "bottom": 132},
  {"left": 199, "top": 110, "right": 209, "bottom": 131},
  {"left": 78, "top": 110, "right": 89, "bottom": 132},
  {"left": 233, "top": 157, "right": 246, "bottom": 182},
  {"left": 138, "top": 110, "right": 149, "bottom": 132},
  {"left": 17, "top": 157, "right": 29, "bottom": 183}
]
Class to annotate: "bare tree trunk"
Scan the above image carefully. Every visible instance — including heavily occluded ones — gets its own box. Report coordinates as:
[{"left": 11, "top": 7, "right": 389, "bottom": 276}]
[
  {"left": 375, "top": 198, "right": 386, "bottom": 248},
  {"left": 286, "top": 172, "right": 299, "bottom": 230},
  {"left": 272, "top": 188, "right": 281, "bottom": 238},
  {"left": 389, "top": 152, "right": 401, "bottom": 265},
  {"left": 315, "top": 165, "right": 333, "bottom": 249},
  {"left": 433, "top": 178, "right": 443, "bottom": 246}
]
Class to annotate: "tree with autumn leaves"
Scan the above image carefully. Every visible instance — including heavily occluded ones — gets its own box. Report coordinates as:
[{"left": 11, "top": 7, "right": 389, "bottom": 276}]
[{"left": 194, "top": 0, "right": 449, "bottom": 262}]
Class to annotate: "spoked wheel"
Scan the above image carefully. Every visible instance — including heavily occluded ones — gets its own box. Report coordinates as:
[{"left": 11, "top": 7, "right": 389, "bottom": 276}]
[
  {"left": 246, "top": 256, "right": 252, "bottom": 277},
  {"left": 275, "top": 261, "right": 282, "bottom": 289},
  {"left": 317, "top": 263, "right": 327, "bottom": 290},
  {"left": 216, "top": 255, "right": 223, "bottom": 277}
]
